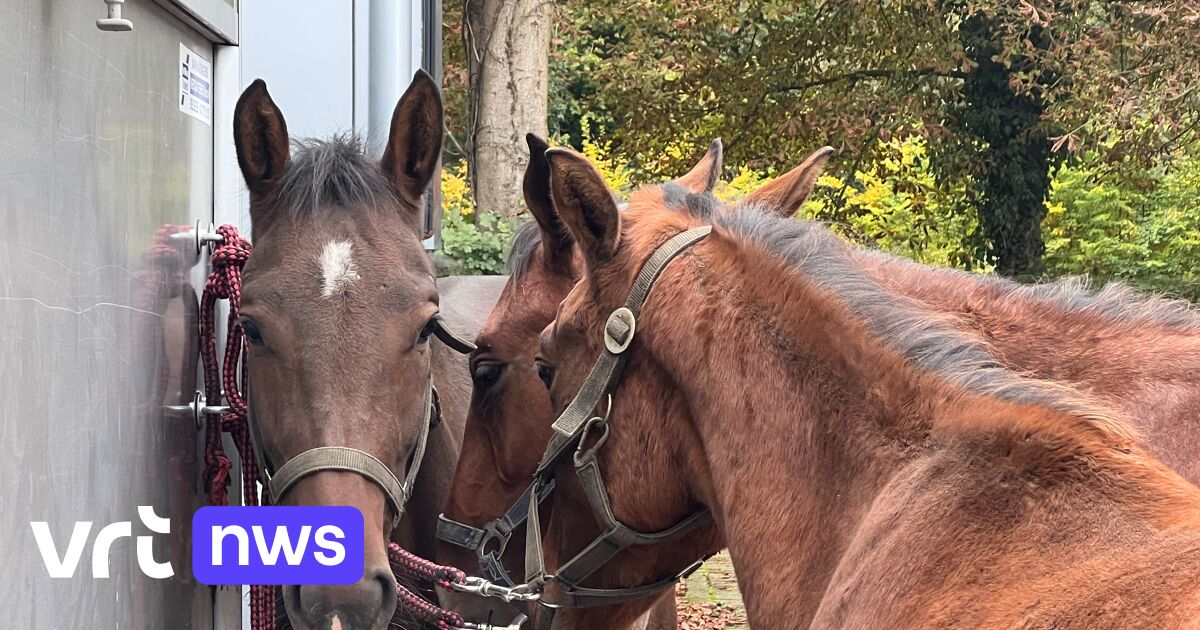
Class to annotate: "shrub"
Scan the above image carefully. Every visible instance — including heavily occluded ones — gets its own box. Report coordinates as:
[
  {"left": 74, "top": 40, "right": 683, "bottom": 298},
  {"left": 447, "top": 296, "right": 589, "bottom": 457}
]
[
  {"left": 1043, "top": 150, "right": 1200, "bottom": 300},
  {"left": 436, "top": 164, "right": 513, "bottom": 276},
  {"left": 801, "top": 135, "right": 986, "bottom": 270}
]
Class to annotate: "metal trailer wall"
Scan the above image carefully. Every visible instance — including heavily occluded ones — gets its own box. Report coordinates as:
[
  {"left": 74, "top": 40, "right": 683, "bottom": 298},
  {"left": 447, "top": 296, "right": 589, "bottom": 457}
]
[
  {"left": 239, "top": 0, "right": 439, "bottom": 247},
  {"left": 0, "top": 0, "right": 240, "bottom": 627},
  {"left": 0, "top": 1, "right": 438, "bottom": 628}
]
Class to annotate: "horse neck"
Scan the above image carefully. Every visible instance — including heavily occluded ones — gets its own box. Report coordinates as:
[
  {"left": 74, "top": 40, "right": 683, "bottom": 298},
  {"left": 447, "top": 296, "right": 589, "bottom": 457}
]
[
  {"left": 631, "top": 239, "right": 959, "bottom": 623},
  {"left": 852, "top": 250, "right": 1200, "bottom": 393},
  {"left": 632, "top": 232, "right": 1170, "bottom": 625}
]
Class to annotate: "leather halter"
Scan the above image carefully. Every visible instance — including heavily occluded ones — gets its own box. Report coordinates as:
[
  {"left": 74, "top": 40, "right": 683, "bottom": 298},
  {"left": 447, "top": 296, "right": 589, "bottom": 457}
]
[
  {"left": 436, "top": 480, "right": 556, "bottom": 587},
  {"left": 523, "top": 226, "right": 715, "bottom": 619},
  {"left": 247, "top": 316, "right": 475, "bottom": 530}
]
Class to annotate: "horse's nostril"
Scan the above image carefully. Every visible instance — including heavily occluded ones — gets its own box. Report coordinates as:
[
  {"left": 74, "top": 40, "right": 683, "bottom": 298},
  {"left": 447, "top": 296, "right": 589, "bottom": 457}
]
[
  {"left": 372, "top": 566, "right": 398, "bottom": 615},
  {"left": 285, "top": 567, "right": 396, "bottom": 630}
]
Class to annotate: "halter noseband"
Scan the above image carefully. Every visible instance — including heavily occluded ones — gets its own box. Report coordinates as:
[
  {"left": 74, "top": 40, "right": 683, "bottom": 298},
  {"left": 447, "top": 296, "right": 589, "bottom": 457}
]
[
  {"left": 520, "top": 225, "right": 715, "bottom": 619},
  {"left": 248, "top": 316, "right": 475, "bottom": 531},
  {"left": 436, "top": 479, "right": 556, "bottom": 588}
]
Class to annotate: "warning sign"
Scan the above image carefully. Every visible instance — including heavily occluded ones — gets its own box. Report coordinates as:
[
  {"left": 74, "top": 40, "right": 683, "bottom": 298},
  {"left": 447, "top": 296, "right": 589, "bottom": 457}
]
[{"left": 179, "top": 43, "right": 212, "bottom": 125}]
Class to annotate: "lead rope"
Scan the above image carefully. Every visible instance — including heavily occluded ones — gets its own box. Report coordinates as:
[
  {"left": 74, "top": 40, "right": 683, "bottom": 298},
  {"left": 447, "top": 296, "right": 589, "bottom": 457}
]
[
  {"left": 199, "top": 225, "right": 517, "bottom": 630},
  {"left": 198, "top": 224, "right": 276, "bottom": 630}
]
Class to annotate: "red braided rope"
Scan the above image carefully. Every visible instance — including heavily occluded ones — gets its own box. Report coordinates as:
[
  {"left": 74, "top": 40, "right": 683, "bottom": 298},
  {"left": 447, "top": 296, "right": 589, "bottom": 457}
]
[
  {"left": 199, "top": 225, "right": 476, "bottom": 630},
  {"left": 389, "top": 543, "right": 468, "bottom": 589},
  {"left": 389, "top": 544, "right": 470, "bottom": 629},
  {"left": 198, "top": 225, "right": 275, "bottom": 629}
]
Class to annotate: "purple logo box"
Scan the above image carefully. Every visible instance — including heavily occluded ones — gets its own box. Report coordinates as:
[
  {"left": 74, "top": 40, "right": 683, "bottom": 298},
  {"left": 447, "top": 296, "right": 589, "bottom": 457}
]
[{"left": 192, "top": 506, "right": 365, "bottom": 585}]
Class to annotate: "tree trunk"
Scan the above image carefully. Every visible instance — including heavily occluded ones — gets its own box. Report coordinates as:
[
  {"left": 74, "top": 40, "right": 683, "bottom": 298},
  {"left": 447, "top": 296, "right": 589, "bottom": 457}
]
[
  {"left": 954, "top": 13, "right": 1057, "bottom": 279},
  {"left": 464, "top": 0, "right": 551, "bottom": 219}
]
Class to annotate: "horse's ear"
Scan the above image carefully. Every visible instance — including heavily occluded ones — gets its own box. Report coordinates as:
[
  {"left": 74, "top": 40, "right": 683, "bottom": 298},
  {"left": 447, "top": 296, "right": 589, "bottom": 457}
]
[
  {"left": 673, "top": 138, "right": 723, "bottom": 193},
  {"left": 523, "top": 134, "right": 573, "bottom": 265},
  {"left": 381, "top": 70, "right": 444, "bottom": 207},
  {"left": 233, "top": 79, "right": 290, "bottom": 197},
  {"left": 746, "top": 146, "right": 835, "bottom": 216},
  {"left": 545, "top": 148, "right": 620, "bottom": 267}
]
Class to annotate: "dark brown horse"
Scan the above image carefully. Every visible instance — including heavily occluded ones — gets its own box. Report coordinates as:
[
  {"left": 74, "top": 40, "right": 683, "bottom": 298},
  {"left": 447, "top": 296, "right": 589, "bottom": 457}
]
[
  {"left": 532, "top": 150, "right": 1200, "bottom": 629},
  {"left": 232, "top": 74, "right": 504, "bottom": 630},
  {"left": 435, "top": 135, "right": 726, "bottom": 629}
]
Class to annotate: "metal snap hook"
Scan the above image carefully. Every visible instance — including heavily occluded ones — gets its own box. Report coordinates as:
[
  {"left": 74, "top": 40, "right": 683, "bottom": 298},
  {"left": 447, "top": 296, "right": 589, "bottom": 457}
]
[{"left": 573, "top": 415, "right": 611, "bottom": 467}]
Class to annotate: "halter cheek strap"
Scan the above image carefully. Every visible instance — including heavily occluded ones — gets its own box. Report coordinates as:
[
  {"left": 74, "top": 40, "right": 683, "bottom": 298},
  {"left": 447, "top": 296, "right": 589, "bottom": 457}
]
[
  {"left": 523, "top": 225, "right": 715, "bottom": 616},
  {"left": 248, "top": 319, "right": 476, "bottom": 531}
]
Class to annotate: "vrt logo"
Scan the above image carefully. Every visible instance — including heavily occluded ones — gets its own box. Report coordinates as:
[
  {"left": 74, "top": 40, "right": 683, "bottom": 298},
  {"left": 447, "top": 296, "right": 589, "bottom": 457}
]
[{"left": 30, "top": 506, "right": 174, "bottom": 579}]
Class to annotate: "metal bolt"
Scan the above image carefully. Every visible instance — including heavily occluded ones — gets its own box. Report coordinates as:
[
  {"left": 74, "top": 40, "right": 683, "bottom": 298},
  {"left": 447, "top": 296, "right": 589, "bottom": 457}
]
[
  {"left": 96, "top": 0, "right": 133, "bottom": 31},
  {"left": 169, "top": 220, "right": 225, "bottom": 257},
  {"left": 164, "top": 391, "right": 231, "bottom": 430}
]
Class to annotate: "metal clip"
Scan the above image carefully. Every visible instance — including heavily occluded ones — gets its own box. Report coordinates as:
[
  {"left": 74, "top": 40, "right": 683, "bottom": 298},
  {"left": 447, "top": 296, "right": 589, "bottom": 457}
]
[
  {"left": 164, "top": 391, "right": 231, "bottom": 430},
  {"left": 449, "top": 576, "right": 541, "bottom": 603},
  {"left": 573, "top": 397, "right": 612, "bottom": 467},
  {"left": 452, "top": 614, "right": 528, "bottom": 630}
]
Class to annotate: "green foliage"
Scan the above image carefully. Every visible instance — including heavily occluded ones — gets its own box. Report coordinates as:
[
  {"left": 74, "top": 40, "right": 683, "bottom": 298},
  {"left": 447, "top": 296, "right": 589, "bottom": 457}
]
[
  {"left": 436, "top": 165, "right": 514, "bottom": 276},
  {"left": 950, "top": 12, "right": 1056, "bottom": 278},
  {"left": 1043, "top": 150, "right": 1200, "bottom": 300},
  {"left": 439, "top": 210, "right": 514, "bottom": 276},
  {"left": 802, "top": 135, "right": 986, "bottom": 270}
]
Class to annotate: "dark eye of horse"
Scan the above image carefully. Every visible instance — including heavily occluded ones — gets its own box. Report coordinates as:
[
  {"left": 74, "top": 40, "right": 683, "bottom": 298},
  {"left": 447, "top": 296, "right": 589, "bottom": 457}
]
[
  {"left": 241, "top": 318, "right": 264, "bottom": 346},
  {"left": 535, "top": 361, "right": 555, "bottom": 390},
  {"left": 471, "top": 361, "right": 504, "bottom": 389}
]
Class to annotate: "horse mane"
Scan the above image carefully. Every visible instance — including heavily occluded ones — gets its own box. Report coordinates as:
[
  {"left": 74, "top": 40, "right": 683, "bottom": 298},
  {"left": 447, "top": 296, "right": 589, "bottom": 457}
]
[
  {"left": 277, "top": 134, "right": 401, "bottom": 216},
  {"left": 713, "top": 203, "right": 1135, "bottom": 443},
  {"left": 507, "top": 219, "right": 545, "bottom": 280},
  {"left": 508, "top": 186, "right": 716, "bottom": 281},
  {"left": 856, "top": 248, "right": 1200, "bottom": 332}
]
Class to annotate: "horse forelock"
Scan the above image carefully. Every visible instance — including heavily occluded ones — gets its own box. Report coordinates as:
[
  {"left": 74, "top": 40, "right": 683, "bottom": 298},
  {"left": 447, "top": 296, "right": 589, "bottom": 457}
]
[
  {"left": 506, "top": 220, "right": 545, "bottom": 280},
  {"left": 276, "top": 134, "right": 402, "bottom": 218}
]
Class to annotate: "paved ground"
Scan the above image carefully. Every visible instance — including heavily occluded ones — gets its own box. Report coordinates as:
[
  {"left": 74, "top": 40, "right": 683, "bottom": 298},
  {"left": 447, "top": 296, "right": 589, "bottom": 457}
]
[{"left": 676, "top": 552, "right": 747, "bottom": 629}]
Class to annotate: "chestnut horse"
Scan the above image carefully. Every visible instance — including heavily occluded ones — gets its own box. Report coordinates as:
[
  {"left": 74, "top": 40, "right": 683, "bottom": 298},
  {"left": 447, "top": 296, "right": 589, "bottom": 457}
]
[
  {"left": 532, "top": 150, "right": 1200, "bottom": 628},
  {"left": 232, "top": 74, "right": 504, "bottom": 630},
  {"left": 435, "top": 135, "right": 726, "bottom": 629},
  {"left": 751, "top": 160, "right": 1200, "bottom": 485}
]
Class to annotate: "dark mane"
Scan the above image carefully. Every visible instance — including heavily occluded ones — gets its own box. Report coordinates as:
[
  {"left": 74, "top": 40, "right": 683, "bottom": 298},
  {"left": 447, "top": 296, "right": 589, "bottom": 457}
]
[
  {"left": 506, "top": 220, "right": 544, "bottom": 280},
  {"left": 277, "top": 134, "right": 400, "bottom": 215},
  {"left": 507, "top": 186, "right": 712, "bottom": 281},
  {"left": 856, "top": 249, "right": 1200, "bottom": 332},
  {"left": 659, "top": 182, "right": 720, "bottom": 220},
  {"left": 716, "top": 205, "right": 1128, "bottom": 436}
]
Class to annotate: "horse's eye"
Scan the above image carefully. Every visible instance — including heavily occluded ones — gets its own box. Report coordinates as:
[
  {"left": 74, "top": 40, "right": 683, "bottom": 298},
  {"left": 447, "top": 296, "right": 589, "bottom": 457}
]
[
  {"left": 471, "top": 361, "right": 505, "bottom": 389},
  {"left": 535, "top": 361, "right": 556, "bottom": 391},
  {"left": 417, "top": 317, "right": 438, "bottom": 344},
  {"left": 241, "top": 318, "right": 265, "bottom": 346}
]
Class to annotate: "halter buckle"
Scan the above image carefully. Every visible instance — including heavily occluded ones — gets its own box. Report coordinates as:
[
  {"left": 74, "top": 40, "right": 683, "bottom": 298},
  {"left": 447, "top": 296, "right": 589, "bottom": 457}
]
[
  {"left": 451, "top": 613, "right": 529, "bottom": 630},
  {"left": 604, "top": 307, "right": 637, "bottom": 354},
  {"left": 479, "top": 520, "right": 512, "bottom": 557}
]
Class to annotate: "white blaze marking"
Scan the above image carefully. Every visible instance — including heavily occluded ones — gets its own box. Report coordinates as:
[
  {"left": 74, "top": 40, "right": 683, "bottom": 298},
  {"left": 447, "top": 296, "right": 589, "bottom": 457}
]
[{"left": 320, "top": 240, "right": 360, "bottom": 297}]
